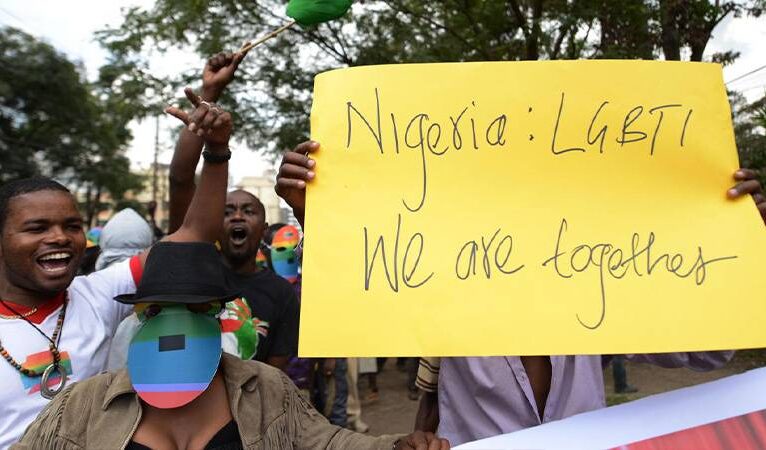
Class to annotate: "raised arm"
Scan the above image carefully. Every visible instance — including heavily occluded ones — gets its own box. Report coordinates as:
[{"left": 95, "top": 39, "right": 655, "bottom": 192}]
[
  {"left": 136, "top": 88, "right": 234, "bottom": 266},
  {"left": 168, "top": 50, "right": 249, "bottom": 233}
]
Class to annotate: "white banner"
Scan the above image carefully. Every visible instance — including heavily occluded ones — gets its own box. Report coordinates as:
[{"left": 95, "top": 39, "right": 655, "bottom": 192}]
[{"left": 456, "top": 367, "right": 766, "bottom": 450}]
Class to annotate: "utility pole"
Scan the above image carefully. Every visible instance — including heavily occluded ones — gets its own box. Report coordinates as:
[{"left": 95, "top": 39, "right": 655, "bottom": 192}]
[{"left": 152, "top": 115, "right": 159, "bottom": 203}]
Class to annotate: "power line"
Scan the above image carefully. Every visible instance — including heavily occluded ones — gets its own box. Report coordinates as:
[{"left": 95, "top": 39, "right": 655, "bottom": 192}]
[
  {"left": 0, "top": 7, "right": 25, "bottom": 24},
  {"left": 740, "top": 84, "right": 766, "bottom": 94},
  {"left": 0, "top": 7, "right": 41, "bottom": 36},
  {"left": 726, "top": 63, "right": 766, "bottom": 85}
]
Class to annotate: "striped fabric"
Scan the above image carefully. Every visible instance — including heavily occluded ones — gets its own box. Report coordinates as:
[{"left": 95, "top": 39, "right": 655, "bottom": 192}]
[
  {"left": 615, "top": 409, "right": 766, "bottom": 450},
  {"left": 416, "top": 357, "right": 441, "bottom": 393}
]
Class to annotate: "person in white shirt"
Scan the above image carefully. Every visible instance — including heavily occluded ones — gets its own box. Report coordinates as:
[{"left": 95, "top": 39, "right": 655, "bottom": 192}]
[{"left": 0, "top": 87, "right": 232, "bottom": 449}]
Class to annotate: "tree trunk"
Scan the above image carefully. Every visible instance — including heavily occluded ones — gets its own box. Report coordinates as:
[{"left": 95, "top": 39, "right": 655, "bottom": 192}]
[
  {"left": 526, "top": 0, "right": 544, "bottom": 60},
  {"left": 659, "top": 0, "right": 682, "bottom": 60}
]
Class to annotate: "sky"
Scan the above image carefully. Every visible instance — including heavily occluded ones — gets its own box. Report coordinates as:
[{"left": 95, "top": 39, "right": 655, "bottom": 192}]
[
  {"left": 0, "top": 0, "right": 273, "bottom": 184},
  {"left": 1, "top": 1, "right": 765, "bottom": 184}
]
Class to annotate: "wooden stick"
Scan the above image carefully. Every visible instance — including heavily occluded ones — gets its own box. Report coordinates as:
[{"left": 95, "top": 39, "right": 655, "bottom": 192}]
[{"left": 239, "top": 21, "right": 297, "bottom": 54}]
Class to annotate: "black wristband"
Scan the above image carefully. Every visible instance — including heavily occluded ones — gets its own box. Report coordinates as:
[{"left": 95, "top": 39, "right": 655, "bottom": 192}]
[{"left": 202, "top": 147, "right": 231, "bottom": 164}]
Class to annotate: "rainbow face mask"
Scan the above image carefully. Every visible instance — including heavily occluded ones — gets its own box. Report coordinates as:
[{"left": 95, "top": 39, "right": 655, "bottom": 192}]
[
  {"left": 128, "top": 303, "right": 222, "bottom": 409},
  {"left": 267, "top": 225, "right": 300, "bottom": 283}
]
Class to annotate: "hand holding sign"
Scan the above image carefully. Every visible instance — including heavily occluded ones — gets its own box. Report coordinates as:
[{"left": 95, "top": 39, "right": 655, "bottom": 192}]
[
  {"left": 276, "top": 140, "right": 319, "bottom": 227},
  {"left": 728, "top": 169, "right": 766, "bottom": 224}
]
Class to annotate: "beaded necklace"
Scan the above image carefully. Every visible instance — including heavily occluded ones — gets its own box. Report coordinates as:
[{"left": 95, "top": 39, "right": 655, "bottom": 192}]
[{"left": 0, "top": 293, "right": 68, "bottom": 399}]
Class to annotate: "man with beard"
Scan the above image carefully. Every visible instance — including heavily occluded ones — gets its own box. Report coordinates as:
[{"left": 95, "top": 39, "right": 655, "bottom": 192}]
[
  {"left": 168, "top": 51, "right": 299, "bottom": 371},
  {"left": 0, "top": 86, "right": 233, "bottom": 448}
]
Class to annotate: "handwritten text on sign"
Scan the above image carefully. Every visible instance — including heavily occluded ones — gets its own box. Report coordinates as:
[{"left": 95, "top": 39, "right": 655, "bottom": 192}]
[{"left": 300, "top": 61, "right": 766, "bottom": 357}]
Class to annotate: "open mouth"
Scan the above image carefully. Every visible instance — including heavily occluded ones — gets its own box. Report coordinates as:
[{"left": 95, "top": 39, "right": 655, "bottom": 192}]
[
  {"left": 36, "top": 252, "right": 73, "bottom": 274},
  {"left": 229, "top": 226, "right": 248, "bottom": 246}
]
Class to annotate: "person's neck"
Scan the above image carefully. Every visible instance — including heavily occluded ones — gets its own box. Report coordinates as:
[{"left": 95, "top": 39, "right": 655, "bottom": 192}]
[
  {"left": 0, "top": 280, "right": 58, "bottom": 308},
  {"left": 224, "top": 256, "right": 259, "bottom": 275}
]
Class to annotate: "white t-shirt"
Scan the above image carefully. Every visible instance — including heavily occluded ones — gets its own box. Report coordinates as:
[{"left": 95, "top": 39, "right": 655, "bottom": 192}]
[{"left": 0, "top": 259, "right": 136, "bottom": 449}]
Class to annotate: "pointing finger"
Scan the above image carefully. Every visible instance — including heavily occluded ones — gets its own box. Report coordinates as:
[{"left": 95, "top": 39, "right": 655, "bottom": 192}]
[{"left": 164, "top": 106, "right": 189, "bottom": 125}]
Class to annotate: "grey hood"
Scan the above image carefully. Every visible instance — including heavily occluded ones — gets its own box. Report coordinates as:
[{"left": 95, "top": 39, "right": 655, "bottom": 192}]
[{"left": 95, "top": 208, "right": 154, "bottom": 271}]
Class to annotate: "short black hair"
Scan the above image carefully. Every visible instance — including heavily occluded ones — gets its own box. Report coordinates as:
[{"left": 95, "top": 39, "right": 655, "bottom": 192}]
[
  {"left": 0, "top": 177, "right": 70, "bottom": 232},
  {"left": 227, "top": 189, "right": 265, "bottom": 217}
]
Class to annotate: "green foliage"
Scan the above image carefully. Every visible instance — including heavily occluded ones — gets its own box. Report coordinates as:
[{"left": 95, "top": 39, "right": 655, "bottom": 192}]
[
  {"left": 95, "top": 1, "right": 764, "bottom": 159},
  {"left": 731, "top": 92, "right": 766, "bottom": 185},
  {"left": 0, "top": 27, "right": 145, "bottom": 222},
  {"left": 287, "top": 0, "right": 354, "bottom": 26}
]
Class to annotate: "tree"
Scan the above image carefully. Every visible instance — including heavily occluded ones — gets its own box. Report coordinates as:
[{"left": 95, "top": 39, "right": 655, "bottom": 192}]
[
  {"left": 96, "top": 0, "right": 764, "bottom": 156},
  {"left": 0, "top": 27, "right": 145, "bottom": 225},
  {"left": 731, "top": 91, "right": 766, "bottom": 185}
]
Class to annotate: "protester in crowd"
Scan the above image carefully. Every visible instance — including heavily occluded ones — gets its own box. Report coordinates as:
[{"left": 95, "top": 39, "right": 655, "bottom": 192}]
[
  {"left": 607, "top": 355, "right": 638, "bottom": 394},
  {"left": 103, "top": 208, "right": 258, "bottom": 371},
  {"left": 363, "top": 359, "right": 381, "bottom": 402},
  {"left": 0, "top": 87, "right": 233, "bottom": 449},
  {"left": 12, "top": 241, "right": 450, "bottom": 450},
  {"left": 275, "top": 140, "right": 766, "bottom": 446},
  {"left": 146, "top": 200, "right": 165, "bottom": 240},
  {"left": 414, "top": 358, "right": 441, "bottom": 433},
  {"left": 95, "top": 208, "right": 154, "bottom": 271},
  {"left": 315, "top": 357, "right": 349, "bottom": 428},
  {"left": 262, "top": 223, "right": 301, "bottom": 284},
  {"left": 261, "top": 223, "right": 321, "bottom": 401},
  {"left": 405, "top": 357, "right": 420, "bottom": 401},
  {"left": 347, "top": 357, "right": 372, "bottom": 433},
  {"left": 168, "top": 52, "right": 300, "bottom": 372}
]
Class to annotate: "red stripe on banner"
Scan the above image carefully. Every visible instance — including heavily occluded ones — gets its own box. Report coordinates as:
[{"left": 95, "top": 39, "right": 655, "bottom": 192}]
[
  {"left": 613, "top": 409, "right": 766, "bottom": 450},
  {"left": 744, "top": 410, "right": 766, "bottom": 444}
]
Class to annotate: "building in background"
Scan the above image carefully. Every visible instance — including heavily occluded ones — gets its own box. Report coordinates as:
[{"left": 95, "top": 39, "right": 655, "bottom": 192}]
[{"left": 124, "top": 162, "right": 170, "bottom": 231}]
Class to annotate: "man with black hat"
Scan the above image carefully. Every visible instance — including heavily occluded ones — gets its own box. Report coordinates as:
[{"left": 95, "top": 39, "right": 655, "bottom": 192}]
[{"left": 14, "top": 240, "right": 451, "bottom": 450}]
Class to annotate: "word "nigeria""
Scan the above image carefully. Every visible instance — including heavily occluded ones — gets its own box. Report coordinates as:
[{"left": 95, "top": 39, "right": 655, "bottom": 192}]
[{"left": 346, "top": 88, "right": 693, "bottom": 213}]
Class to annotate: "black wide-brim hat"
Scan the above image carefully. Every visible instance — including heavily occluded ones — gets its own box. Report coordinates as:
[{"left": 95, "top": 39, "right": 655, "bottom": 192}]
[{"left": 115, "top": 241, "right": 240, "bottom": 305}]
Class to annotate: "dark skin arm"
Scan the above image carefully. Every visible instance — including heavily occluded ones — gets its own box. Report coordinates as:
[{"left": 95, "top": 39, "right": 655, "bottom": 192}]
[
  {"left": 414, "top": 391, "right": 439, "bottom": 433},
  {"left": 136, "top": 87, "right": 233, "bottom": 266},
  {"left": 168, "top": 49, "right": 249, "bottom": 233}
]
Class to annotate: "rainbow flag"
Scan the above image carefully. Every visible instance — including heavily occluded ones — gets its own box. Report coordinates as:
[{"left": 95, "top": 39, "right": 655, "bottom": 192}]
[{"left": 20, "top": 350, "right": 72, "bottom": 394}]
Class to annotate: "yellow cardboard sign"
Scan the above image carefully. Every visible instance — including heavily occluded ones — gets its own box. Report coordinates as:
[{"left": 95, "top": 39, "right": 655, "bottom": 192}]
[{"left": 300, "top": 61, "right": 766, "bottom": 357}]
